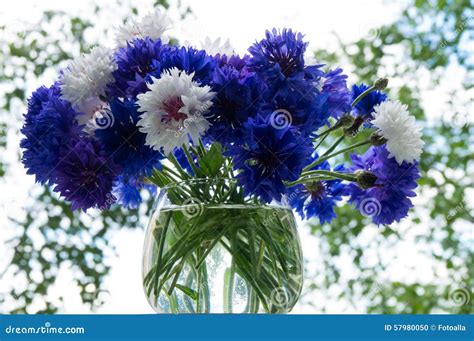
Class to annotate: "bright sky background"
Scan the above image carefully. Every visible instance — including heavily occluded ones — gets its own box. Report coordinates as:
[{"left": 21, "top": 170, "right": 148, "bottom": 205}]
[{"left": 0, "top": 0, "right": 472, "bottom": 314}]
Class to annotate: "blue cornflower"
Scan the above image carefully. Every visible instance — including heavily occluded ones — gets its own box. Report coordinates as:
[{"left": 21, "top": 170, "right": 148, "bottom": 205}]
[
  {"left": 206, "top": 54, "right": 264, "bottom": 144},
  {"left": 248, "top": 28, "right": 319, "bottom": 95},
  {"left": 215, "top": 54, "right": 251, "bottom": 73},
  {"left": 351, "top": 83, "right": 387, "bottom": 118},
  {"left": 26, "top": 84, "right": 57, "bottom": 115},
  {"left": 345, "top": 145, "right": 420, "bottom": 225},
  {"left": 110, "top": 38, "right": 171, "bottom": 99},
  {"left": 322, "top": 68, "right": 352, "bottom": 118},
  {"left": 113, "top": 176, "right": 156, "bottom": 209},
  {"left": 20, "top": 84, "right": 82, "bottom": 184},
  {"left": 288, "top": 159, "right": 346, "bottom": 224},
  {"left": 263, "top": 89, "right": 329, "bottom": 137},
  {"left": 54, "top": 137, "right": 120, "bottom": 211},
  {"left": 227, "top": 115, "right": 313, "bottom": 203},
  {"left": 161, "top": 46, "right": 217, "bottom": 85},
  {"left": 94, "top": 99, "right": 164, "bottom": 178}
]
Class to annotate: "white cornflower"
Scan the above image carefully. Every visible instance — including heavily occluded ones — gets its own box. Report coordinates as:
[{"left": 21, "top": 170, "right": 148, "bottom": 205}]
[
  {"left": 200, "top": 37, "right": 234, "bottom": 56},
  {"left": 371, "top": 100, "right": 424, "bottom": 164},
  {"left": 136, "top": 68, "right": 215, "bottom": 155},
  {"left": 60, "top": 46, "right": 116, "bottom": 119},
  {"left": 115, "top": 9, "right": 171, "bottom": 47}
]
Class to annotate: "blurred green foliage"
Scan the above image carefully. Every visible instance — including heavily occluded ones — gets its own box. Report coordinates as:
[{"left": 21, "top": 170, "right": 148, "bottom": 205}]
[
  {"left": 0, "top": 0, "right": 472, "bottom": 313},
  {"left": 0, "top": 0, "right": 183, "bottom": 313},
  {"left": 308, "top": 0, "right": 472, "bottom": 313}
]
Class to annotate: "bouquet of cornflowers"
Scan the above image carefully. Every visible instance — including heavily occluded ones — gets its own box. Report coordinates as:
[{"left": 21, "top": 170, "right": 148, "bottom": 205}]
[{"left": 21, "top": 10, "right": 423, "bottom": 313}]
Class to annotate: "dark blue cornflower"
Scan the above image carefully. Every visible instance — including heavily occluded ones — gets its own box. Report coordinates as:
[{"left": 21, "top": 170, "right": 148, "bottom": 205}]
[
  {"left": 110, "top": 38, "right": 172, "bottom": 99},
  {"left": 345, "top": 145, "right": 420, "bottom": 225},
  {"left": 20, "top": 84, "right": 82, "bottom": 184},
  {"left": 351, "top": 83, "right": 387, "bottom": 118},
  {"left": 263, "top": 89, "right": 329, "bottom": 137},
  {"left": 215, "top": 54, "right": 251, "bottom": 73},
  {"left": 54, "top": 137, "right": 120, "bottom": 211},
  {"left": 113, "top": 176, "right": 156, "bottom": 209},
  {"left": 288, "top": 159, "right": 346, "bottom": 224},
  {"left": 206, "top": 54, "right": 264, "bottom": 144},
  {"left": 26, "top": 85, "right": 57, "bottom": 115},
  {"left": 322, "top": 68, "right": 352, "bottom": 118},
  {"left": 227, "top": 115, "right": 313, "bottom": 203},
  {"left": 160, "top": 46, "right": 217, "bottom": 85},
  {"left": 94, "top": 99, "right": 164, "bottom": 178},
  {"left": 248, "top": 28, "right": 319, "bottom": 95}
]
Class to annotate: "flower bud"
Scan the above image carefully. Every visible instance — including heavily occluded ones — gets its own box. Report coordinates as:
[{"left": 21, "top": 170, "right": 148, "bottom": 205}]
[
  {"left": 339, "top": 114, "right": 355, "bottom": 128},
  {"left": 370, "top": 132, "right": 387, "bottom": 146},
  {"left": 344, "top": 116, "right": 364, "bottom": 137},
  {"left": 355, "top": 170, "right": 378, "bottom": 189},
  {"left": 374, "top": 77, "right": 388, "bottom": 90}
]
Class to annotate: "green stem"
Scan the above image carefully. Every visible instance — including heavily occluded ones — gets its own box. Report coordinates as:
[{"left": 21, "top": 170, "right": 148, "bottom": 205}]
[
  {"left": 190, "top": 146, "right": 202, "bottom": 159},
  {"left": 288, "top": 176, "right": 342, "bottom": 187},
  {"left": 303, "top": 138, "right": 372, "bottom": 171},
  {"left": 224, "top": 234, "right": 237, "bottom": 313},
  {"left": 252, "top": 239, "right": 266, "bottom": 313},
  {"left": 314, "top": 130, "right": 329, "bottom": 150},
  {"left": 168, "top": 153, "right": 191, "bottom": 180},
  {"left": 219, "top": 239, "right": 272, "bottom": 313},
  {"left": 152, "top": 211, "right": 172, "bottom": 298},
  {"left": 162, "top": 165, "right": 181, "bottom": 179},
  {"left": 196, "top": 254, "right": 202, "bottom": 313},
  {"left": 182, "top": 146, "right": 199, "bottom": 176},
  {"left": 153, "top": 217, "right": 207, "bottom": 295},
  {"left": 167, "top": 258, "right": 185, "bottom": 295},
  {"left": 288, "top": 170, "right": 357, "bottom": 186},
  {"left": 166, "top": 287, "right": 180, "bottom": 313},
  {"left": 198, "top": 139, "right": 207, "bottom": 156},
  {"left": 195, "top": 224, "right": 227, "bottom": 269},
  {"left": 351, "top": 85, "right": 375, "bottom": 107},
  {"left": 314, "top": 120, "right": 343, "bottom": 140},
  {"left": 201, "top": 264, "right": 210, "bottom": 313},
  {"left": 321, "top": 134, "right": 345, "bottom": 158},
  {"left": 183, "top": 271, "right": 196, "bottom": 313}
]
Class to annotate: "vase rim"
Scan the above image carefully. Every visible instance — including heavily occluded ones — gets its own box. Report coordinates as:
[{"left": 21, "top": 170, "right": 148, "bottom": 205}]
[{"left": 154, "top": 177, "right": 291, "bottom": 208}]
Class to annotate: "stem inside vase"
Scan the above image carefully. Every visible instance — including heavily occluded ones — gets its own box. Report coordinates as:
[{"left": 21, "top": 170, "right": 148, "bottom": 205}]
[{"left": 142, "top": 194, "right": 303, "bottom": 314}]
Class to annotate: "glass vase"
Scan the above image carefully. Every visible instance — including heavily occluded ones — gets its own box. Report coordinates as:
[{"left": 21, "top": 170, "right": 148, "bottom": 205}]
[{"left": 142, "top": 178, "right": 303, "bottom": 313}]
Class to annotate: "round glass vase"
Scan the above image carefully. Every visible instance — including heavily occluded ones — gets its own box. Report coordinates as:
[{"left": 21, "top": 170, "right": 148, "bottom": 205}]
[{"left": 142, "top": 178, "right": 303, "bottom": 313}]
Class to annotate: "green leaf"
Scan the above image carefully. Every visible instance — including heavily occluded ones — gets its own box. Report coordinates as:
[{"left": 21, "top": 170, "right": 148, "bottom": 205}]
[
  {"left": 175, "top": 284, "right": 198, "bottom": 300},
  {"left": 198, "top": 143, "right": 224, "bottom": 176}
]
